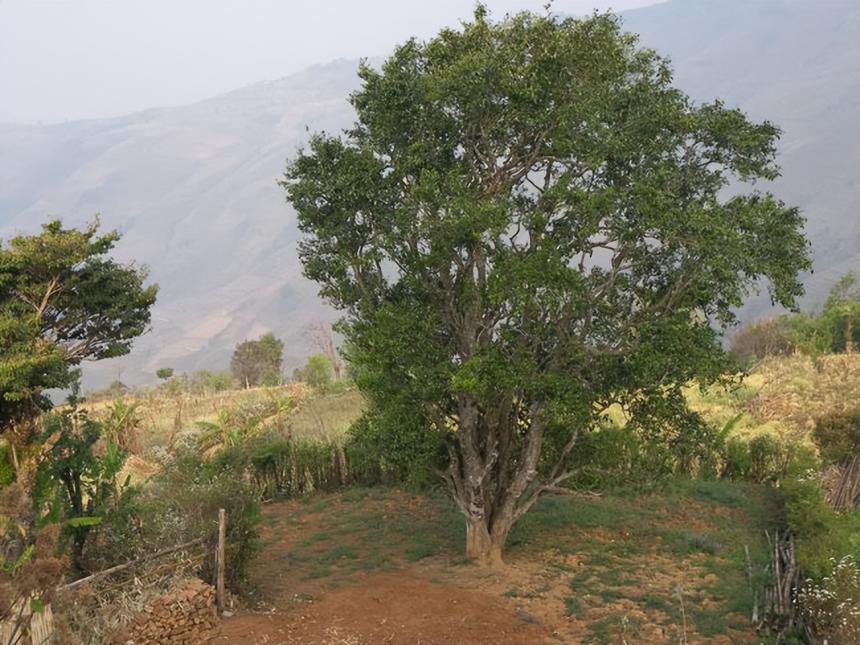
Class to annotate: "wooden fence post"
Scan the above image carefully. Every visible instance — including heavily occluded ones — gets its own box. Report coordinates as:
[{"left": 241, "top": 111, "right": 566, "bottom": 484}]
[{"left": 216, "top": 508, "right": 226, "bottom": 613}]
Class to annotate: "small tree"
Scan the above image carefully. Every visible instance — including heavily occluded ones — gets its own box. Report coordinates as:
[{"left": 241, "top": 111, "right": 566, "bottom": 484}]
[
  {"left": 307, "top": 321, "right": 344, "bottom": 380},
  {"left": 821, "top": 272, "right": 860, "bottom": 354},
  {"left": 32, "top": 407, "right": 133, "bottom": 574},
  {"left": 0, "top": 218, "right": 156, "bottom": 615},
  {"left": 156, "top": 367, "right": 174, "bottom": 381},
  {"left": 295, "top": 353, "right": 334, "bottom": 389},
  {"left": 0, "top": 218, "right": 157, "bottom": 451},
  {"left": 230, "top": 333, "right": 285, "bottom": 387},
  {"left": 283, "top": 9, "right": 809, "bottom": 564},
  {"left": 730, "top": 317, "right": 793, "bottom": 366}
]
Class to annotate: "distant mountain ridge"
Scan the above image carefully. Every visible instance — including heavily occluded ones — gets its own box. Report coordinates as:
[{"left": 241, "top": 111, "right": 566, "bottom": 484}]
[{"left": 1, "top": 0, "right": 857, "bottom": 387}]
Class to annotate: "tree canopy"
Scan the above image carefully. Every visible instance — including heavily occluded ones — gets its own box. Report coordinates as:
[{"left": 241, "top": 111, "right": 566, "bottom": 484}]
[
  {"left": 283, "top": 9, "right": 810, "bottom": 564},
  {"left": 230, "top": 332, "right": 285, "bottom": 387},
  {"left": 0, "top": 219, "right": 158, "bottom": 441},
  {"left": 821, "top": 272, "right": 860, "bottom": 354},
  {"left": 294, "top": 353, "right": 334, "bottom": 389}
]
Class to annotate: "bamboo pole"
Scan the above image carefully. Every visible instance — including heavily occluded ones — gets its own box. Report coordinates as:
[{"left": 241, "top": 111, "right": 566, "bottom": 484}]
[
  {"left": 216, "top": 508, "right": 227, "bottom": 612},
  {"left": 57, "top": 538, "right": 204, "bottom": 592}
]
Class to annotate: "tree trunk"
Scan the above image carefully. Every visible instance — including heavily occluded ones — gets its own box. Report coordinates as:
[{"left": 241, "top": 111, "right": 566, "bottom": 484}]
[
  {"left": 846, "top": 317, "right": 854, "bottom": 355},
  {"left": 465, "top": 518, "right": 507, "bottom": 567}
]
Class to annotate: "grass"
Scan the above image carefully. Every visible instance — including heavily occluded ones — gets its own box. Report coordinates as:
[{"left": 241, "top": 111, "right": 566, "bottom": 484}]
[
  {"left": 688, "top": 353, "right": 860, "bottom": 443},
  {"left": 564, "top": 595, "right": 585, "bottom": 618},
  {"left": 250, "top": 476, "right": 777, "bottom": 642},
  {"left": 90, "top": 383, "right": 365, "bottom": 450}
]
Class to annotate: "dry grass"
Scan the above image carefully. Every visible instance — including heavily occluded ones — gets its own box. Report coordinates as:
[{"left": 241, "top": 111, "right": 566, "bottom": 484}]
[
  {"left": 85, "top": 385, "right": 365, "bottom": 454},
  {"left": 688, "top": 353, "right": 860, "bottom": 443}
]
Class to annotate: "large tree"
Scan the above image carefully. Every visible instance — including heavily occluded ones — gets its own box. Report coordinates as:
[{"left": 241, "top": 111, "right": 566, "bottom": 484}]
[
  {"left": 0, "top": 219, "right": 158, "bottom": 454},
  {"left": 283, "top": 9, "right": 810, "bottom": 565}
]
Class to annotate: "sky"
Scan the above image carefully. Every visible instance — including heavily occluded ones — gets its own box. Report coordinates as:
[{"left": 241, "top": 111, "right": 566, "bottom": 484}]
[{"left": 0, "top": 0, "right": 662, "bottom": 124}]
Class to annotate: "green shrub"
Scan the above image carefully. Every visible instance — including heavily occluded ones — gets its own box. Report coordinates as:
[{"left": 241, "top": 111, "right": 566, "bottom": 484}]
[
  {"left": 780, "top": 476, "right": 860, "bottom": 580},
  {"left": 721, "top": 434, "right": 808, "bottom": 483},
  {"left": 797, "top": 555, "right": 860, "bottom": 643},
  {"left": 244, "top": 434, "right": 344, "bottom": 498},
  {"left": 0, "top": 445, "right": 14, "bottom": 487},
  {"left": 813, "top": 410, "right": 860, "bottom": 465},
  {"left": 139, "top": 449, "right": 261, "bottom": 591},
  {"left": 565, "top": 425, "right": 646, "bottom": 489},
  {"left": 32, "top": 408, "right": 135, "bottom": 575},
  {"left": 730, "top": 317, "right": 794, "bottom": 367},
  {"left": 344, "top": 409, "right": 446, "bottom": 489}
]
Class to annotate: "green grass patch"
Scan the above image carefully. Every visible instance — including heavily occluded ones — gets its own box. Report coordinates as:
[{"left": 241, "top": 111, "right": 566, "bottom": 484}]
[
  {"left": 318, "top": 544, "right": 359, "bottom": 563},
  {"left": 405, "top": 542, "right": 436, "bottom": 561},
  {"left": 303, "top": 565, "right": 333, "bottom": 579},
  {"left": 564, "top": 595, "right": 585, "bottom": 618}
]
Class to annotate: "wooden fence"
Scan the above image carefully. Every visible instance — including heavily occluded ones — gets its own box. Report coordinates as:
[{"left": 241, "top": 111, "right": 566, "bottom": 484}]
[{"left": 1, "top": 510, "right": 227, "bottom": 645}]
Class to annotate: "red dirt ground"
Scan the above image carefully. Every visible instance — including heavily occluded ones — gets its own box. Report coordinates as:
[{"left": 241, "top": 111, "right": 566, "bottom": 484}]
[
  {"left": 216, "top": 571, "right": 548, "bottom": 644},
  {"left": 212, "top": 490, "right": 759, "bottom": 644}
]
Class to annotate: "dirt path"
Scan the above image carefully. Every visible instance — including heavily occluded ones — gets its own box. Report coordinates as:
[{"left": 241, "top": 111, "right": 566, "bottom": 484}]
[{"left": 216, "top": 571, "right": 548, "bottom": 644}]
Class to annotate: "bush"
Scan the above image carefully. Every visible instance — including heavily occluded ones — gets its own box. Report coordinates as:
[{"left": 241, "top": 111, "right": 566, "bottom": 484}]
[
  {"left": 797, "top": 555, "right": 860, "bottom": 644},
  {"left": 564, "top": 425, "right": 645, "bottom": 489},
  {"left": 813, "top": 410, "right": 860, "bottom": 465},
  {"left": 294, "top": 353, "right": 334, "bottom": 390},
  {"left": 780, "top": 475, "right": 860, "bottom": 580},
  {"left": 0, "top": 445, "right": 14, "bottom": 487},
  {"left": 189, "top": 370, "right": 238, "bottom": 394},
  {"left": 32, "top": 408, "right": 135, "bottom": 575},
  {"left": 138, "top": 450, "right": 261, "bottom": 591},
  {"left": 242, "top": 434, "right": 345, "bottom": 499},
  {"left": 344, "top": 409, "right": 446, "bottom": 489},
  {"left": 721, "top": 434, "right": 809, "bottom": 484}
]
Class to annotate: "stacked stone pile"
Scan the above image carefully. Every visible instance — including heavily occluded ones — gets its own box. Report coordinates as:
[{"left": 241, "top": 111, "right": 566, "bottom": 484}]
[{"left": 114, "top": 578, "right": 218, "bottom": 644}]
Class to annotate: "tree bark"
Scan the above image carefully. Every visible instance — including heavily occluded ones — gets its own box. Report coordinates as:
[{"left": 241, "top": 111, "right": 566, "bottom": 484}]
[{"left": 465, "top": 517, "right": 507, "bottom": 567}]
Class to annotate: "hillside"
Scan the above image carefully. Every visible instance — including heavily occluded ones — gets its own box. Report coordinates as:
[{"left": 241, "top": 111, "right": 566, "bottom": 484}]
[{"left": 0, "top": 0, "right": 857, "bottom": 387}]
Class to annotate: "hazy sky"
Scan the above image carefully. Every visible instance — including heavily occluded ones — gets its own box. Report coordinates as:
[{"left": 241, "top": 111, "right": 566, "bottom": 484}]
[{"left": 0, "top": 0, "right": 661, "bottom": 124}]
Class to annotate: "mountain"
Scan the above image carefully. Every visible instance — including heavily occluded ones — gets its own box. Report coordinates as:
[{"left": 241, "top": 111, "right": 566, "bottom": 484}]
[
  {"left": 623, "top": 0, "right": 860, "bottom": 306},
  {"left": 1, "top": 0, "right": 857, "bottom": 387}
]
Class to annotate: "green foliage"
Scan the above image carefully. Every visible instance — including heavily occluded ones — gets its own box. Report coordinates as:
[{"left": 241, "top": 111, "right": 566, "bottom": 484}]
[
  {"left": 344, "top": 409, "right": 446, "bottom": 489},
  {"left": 0, "top": 445, "right": 14, "bottom": 487},
  {"left": 820, "top": 272, "right": 860, "bottom": 354},
  {"left": 813, "top": 409, "right": 860, "bottom": 465},
  {"left": 175, "top": 370, "right": 238, "bottom": 395},
  {"left": 241, "top": 433, "right": 345, "bottom": 499},
  {"left": 230, "top": 332, "right": 284, "bottom": 387},
  {"left": 721, "top": 434, "right": 810, "bottom": 484},
  {"left": 32, "top": 408, "right": 135, "bottom": 574},
  {"left": 780, "top": 476, "right": 860, "bottom": 580},
  {"left": 751, "top": 272, "right": 860, "bottom": 360},
  {"left": 155, "top": 367, "right": 174, "bottom": 381},
  {"left": 730, "top": 317, "right": 794, "bottom": 367},
  {"left": 282, "top": 7, "right": 810, "bottom": 554},
  {"left": 797, "top": 555, "right": 860, "bottom": 643},
  {"left": 0, "top": 219, "right": 157, "bottom": 435},
  {"left": 294, "top": 353, "right": 334, "bottom": 390},
  {"left": 139, "top": 449, "right": 261, "bottom": 591}
]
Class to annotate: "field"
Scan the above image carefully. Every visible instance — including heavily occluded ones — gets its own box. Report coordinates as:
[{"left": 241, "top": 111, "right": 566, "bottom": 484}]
[{"left": 86, "top": 384, "right": 364, "bottom": 449}]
